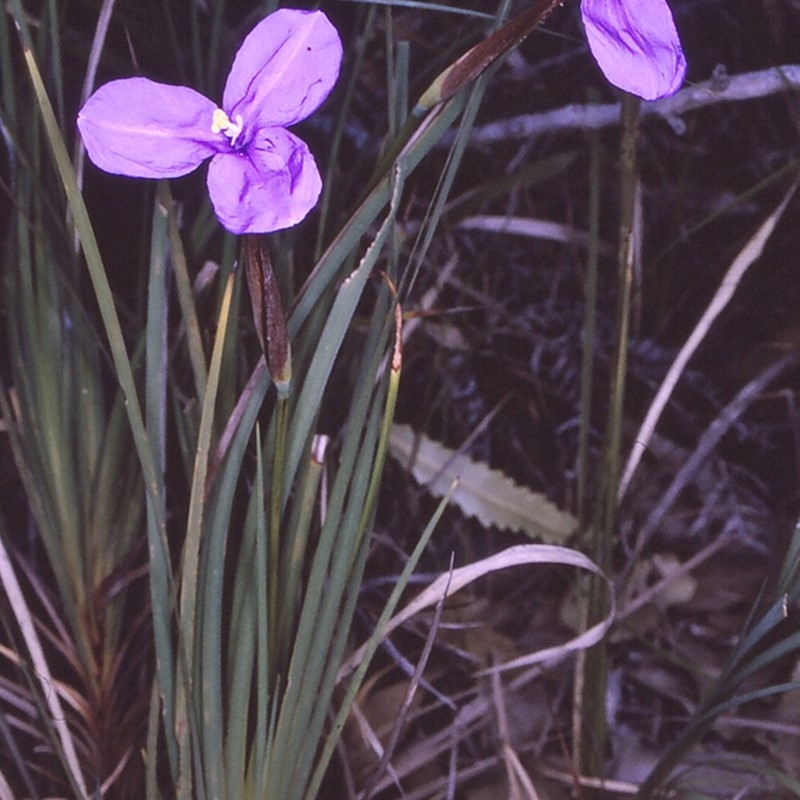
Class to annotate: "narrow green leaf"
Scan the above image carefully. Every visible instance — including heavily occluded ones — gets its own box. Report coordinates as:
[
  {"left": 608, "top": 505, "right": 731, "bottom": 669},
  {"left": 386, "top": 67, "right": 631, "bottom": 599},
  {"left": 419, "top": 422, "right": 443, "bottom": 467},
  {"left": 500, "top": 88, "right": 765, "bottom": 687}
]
[
  {"left": 159, "top": 181, "right": 208, "bottom": 399},
  {"left": 176, "top": 268, "right": 237, "bottom": 799}
]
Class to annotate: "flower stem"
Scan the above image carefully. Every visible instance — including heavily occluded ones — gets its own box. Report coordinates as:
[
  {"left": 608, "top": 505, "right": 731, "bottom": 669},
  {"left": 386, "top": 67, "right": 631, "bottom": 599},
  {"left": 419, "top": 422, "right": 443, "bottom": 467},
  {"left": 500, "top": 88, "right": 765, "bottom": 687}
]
[
  {"left": 579, "top": 91, "right": 641, "bottom": 779},
  {"left": 270, "top": 393, "right": 290, "bottom": 674}
]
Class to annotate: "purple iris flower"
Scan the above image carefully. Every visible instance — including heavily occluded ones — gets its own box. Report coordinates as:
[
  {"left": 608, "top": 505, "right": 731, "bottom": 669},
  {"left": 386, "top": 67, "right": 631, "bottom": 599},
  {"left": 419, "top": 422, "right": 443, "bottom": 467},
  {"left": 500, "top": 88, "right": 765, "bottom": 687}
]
[
  {"left": 77, "top": 9, "right": 342, "bottom": 234},
  {"left": 581, "top": 0, "right": 686, "bottom": 100}
]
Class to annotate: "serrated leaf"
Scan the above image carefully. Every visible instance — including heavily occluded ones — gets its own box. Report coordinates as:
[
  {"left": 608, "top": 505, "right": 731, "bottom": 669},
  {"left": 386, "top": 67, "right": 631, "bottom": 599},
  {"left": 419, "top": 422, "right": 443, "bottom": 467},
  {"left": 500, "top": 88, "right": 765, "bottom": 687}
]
[{"left": 389, "top": 425, "right": 577, "bottom": 542}]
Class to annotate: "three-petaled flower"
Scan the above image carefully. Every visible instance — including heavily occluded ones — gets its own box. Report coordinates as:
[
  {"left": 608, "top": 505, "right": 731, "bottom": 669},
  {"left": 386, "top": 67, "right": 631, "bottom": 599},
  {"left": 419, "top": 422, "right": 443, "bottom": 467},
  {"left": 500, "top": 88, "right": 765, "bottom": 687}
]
[
  {"left": 581, "top": 0, "right": 686, "bottom": 100},
  {"left": 77, "top": 8, "right": 342, "bottom": 234}
]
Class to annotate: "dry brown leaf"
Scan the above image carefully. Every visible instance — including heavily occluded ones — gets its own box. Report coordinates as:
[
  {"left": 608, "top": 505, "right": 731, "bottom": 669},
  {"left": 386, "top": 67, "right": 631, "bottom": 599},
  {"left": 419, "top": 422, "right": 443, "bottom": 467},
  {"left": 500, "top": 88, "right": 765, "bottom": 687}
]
[{"left": 389, "top": 424, "right": 577, "bottom": 542}]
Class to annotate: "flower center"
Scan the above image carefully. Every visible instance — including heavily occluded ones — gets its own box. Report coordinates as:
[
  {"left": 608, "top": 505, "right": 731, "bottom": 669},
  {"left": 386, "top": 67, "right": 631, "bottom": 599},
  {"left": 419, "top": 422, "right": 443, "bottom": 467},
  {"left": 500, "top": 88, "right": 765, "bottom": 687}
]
[{"left": 211, "top": 108, "right": 245, "bottom": 148}]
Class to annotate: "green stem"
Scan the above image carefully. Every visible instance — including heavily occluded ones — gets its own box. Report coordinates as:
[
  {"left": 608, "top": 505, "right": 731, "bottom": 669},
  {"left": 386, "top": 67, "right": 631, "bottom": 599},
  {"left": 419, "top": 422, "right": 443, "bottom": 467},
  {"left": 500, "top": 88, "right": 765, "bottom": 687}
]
[
  {"left": 576, "top": 128, "right": 601, "bottom": 527},
  {"left": 580, "top": 92, "right": 641, "bottom": 782},
  {"left": 604, "top": 93, "right": 641, "bottom": 535},
  {"left": 270, "top": 394, "right": 290, "bottom": 674}
]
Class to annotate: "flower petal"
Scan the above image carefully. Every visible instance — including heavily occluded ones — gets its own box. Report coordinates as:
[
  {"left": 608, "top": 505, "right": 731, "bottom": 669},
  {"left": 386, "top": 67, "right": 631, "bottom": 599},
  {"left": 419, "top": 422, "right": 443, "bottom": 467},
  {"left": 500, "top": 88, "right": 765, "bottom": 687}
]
[
  {"left": 77, "top": 77, "right": 221, "bottom": 178},
  {"left": 582, "top": 0, "right": 686, "bottom": 100},
  {"left": 206, "top": 128, "right": 322, "bottom": 234},
  {"left": 222, "top": 9, "right": 342, "bottom": 129}
]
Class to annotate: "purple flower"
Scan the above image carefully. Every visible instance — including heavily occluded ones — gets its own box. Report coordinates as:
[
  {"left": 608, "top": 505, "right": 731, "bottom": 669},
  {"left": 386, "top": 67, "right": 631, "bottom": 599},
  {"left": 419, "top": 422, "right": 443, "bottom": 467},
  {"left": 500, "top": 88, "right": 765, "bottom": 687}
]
[
  {"left": 77, "top": 9, "right": 342, "bottom": 234},
  {"left": 581, "top": 0, "right": 686, "bottom": 100}
]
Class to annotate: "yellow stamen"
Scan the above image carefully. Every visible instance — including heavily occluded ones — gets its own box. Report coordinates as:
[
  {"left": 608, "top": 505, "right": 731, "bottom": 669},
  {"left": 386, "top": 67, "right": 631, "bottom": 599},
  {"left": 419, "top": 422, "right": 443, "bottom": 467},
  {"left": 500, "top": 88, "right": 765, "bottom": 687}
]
[{"left": 211, "top": 108, "right": 244, "bottom": 147}]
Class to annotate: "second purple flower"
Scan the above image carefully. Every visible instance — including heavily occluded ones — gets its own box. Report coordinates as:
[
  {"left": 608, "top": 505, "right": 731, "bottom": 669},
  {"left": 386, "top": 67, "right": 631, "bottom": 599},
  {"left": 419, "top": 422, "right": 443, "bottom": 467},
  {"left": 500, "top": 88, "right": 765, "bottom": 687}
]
[
  {"left": 581, "top": 0, "right": 686, "bottom": 100},
  {"left": 77, "top": 9, "right": 343, "bottom": 234}
]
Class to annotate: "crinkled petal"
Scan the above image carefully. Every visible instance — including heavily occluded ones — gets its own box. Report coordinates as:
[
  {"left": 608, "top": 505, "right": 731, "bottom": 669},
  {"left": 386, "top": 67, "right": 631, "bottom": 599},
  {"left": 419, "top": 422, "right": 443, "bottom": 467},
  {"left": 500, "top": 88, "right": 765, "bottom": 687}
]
[
  {"left": 77, "top": 77, "right": 222, "bottom": 178},
  {"left": 223, "top": 9, "right": 342, "bottom": 129},
  {"left": 206, "top": 127, "right": 322, "bottom": 234},
  {"left": 582, "top": 0, "right": 686, "bottom": 100}
]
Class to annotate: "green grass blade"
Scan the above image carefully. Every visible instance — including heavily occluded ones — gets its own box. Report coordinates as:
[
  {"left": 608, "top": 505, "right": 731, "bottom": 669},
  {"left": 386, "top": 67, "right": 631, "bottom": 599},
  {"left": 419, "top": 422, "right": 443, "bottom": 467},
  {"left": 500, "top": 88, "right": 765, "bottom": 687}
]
[
  {"left": 305, "top": 484, "right": 453, "bottom": 800},
  {"left": 7, "top": 0, "right": 170, "bottom": 624},
  {"left": 176, "top": 267, "right": 236, "bottom": 799},
  {"left": 158, "top": 181, "right": 209, "bottom": 399},
  {"left": 9, "top": 3, "right": 155, "bottom": 477},
  {"left": 283, "top": 167, "right": 406, "bottom": 507},
  {"left": 144, "top": 190, "right": 178, "bottom": 776}
]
